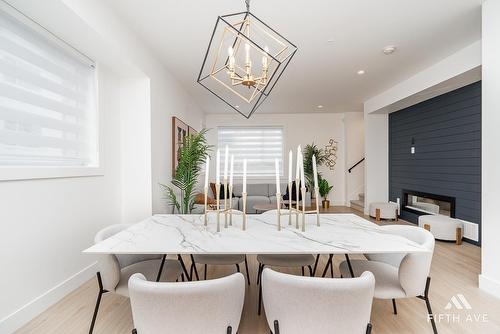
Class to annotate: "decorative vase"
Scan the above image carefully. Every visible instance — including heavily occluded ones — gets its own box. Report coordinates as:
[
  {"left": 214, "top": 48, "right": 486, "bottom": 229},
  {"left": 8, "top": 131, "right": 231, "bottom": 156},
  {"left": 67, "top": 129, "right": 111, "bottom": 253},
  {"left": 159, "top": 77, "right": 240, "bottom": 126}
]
[{"left": 322, "top": 199, "right": 330, "bottom": 209}]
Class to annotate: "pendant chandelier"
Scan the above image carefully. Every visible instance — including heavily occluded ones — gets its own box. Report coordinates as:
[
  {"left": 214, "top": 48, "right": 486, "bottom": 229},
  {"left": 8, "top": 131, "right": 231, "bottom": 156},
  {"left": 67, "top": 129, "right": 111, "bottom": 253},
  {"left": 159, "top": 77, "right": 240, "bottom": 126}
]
[{"left": 197, "top": 0, "right": 297, "bottom": 118}]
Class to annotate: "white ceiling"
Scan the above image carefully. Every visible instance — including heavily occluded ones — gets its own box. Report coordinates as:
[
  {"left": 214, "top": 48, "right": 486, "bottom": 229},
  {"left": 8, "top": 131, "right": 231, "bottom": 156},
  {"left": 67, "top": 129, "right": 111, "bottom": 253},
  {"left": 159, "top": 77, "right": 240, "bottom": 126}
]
[{"left": 104, "top": 0, "right": 481, "bottom": 114}]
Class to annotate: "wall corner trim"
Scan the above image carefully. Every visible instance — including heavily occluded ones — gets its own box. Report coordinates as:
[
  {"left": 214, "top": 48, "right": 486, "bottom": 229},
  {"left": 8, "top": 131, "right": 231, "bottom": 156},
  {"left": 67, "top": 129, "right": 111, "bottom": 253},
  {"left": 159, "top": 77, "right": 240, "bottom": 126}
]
[
  {"left": 479, "top": 274, "right": 500, "bottom": 300},
  {"left": 0, "top": 262, "right": 98, "bottom": 333}
]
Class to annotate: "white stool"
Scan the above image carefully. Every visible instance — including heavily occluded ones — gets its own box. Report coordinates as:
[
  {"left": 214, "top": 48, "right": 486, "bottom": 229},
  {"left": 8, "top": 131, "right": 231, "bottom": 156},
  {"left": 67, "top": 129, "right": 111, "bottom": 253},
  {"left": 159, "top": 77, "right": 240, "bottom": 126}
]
[
  {"left": 418, "top": 214, "right": 463, "bottom": 245},
  {"left": 369, "top": 202, "right": 398, "bottom": 221}
]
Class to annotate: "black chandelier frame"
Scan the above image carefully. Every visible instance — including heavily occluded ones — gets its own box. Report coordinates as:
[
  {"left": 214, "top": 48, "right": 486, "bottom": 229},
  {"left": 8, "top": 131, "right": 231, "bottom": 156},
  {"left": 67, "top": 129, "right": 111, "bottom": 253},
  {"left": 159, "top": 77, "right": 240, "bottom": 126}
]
[{"left": 197, "top": 10, "right": 297, "bottom": 118}]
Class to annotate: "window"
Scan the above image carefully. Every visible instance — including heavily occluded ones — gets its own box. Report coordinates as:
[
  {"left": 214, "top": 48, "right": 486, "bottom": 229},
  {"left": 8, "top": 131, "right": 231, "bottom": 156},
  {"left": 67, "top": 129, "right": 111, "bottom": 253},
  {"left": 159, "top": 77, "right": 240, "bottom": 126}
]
[
  {"left": 218, "top": 126, "right": 284, "bottom": 177},
  {"left": 0, "top": 3, "right": 97, "bottom": 172}
]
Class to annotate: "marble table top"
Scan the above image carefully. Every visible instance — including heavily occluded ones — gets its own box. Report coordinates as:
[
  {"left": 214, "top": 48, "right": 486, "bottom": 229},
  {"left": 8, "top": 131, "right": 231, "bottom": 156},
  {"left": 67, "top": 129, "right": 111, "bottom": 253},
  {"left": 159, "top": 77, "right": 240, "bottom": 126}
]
[{"left": 84, "top": 212, "right": 429, "bottom": 255}]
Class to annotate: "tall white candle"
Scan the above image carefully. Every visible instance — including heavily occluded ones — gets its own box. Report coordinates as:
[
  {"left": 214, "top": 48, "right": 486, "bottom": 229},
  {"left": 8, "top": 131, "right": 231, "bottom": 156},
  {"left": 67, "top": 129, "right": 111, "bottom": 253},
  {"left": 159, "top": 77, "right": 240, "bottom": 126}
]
[
  {"left": 224, "top": 145, "right": 229, "bottom": 180},
  {"left": 204, "top": 155, "right": 210, "bottom": 188},
  {"left": 275, "top": 158, "right": 280, "bottom": 193},
  {"left": 288, "top": 150, "right": 292, "bottom": 183},
  {"left": 300, "top": 153, "right": 305, "bottom": 188},
  {"left": 312, "top": 155, "right": 318, "bottom": 189},
  {"left": 229, "top": 155, "right": 234, "bottom": 187},
  {"left": 296, "top": 145, "right": 301, "bottom": 180},
  {"left": 216, "top": 149, "right": 220, "bottom": 184},
  {"left": 243, "top": 159, "right": 247, "bottom": 193}
]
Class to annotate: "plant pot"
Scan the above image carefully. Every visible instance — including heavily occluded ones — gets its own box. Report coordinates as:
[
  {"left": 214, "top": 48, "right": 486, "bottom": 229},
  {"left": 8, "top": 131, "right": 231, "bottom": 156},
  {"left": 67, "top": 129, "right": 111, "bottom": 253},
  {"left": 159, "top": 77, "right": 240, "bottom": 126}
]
[{"left": 322, "top": 199, "right": 330, "bottom": 209}]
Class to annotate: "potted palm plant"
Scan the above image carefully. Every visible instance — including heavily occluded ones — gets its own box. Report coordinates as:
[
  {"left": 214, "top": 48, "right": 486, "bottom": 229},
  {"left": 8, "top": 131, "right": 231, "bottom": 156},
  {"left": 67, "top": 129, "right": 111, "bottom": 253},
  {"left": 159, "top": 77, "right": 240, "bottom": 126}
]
[
  {"left": 160, "top": 129, "right": 211, "bottom": 214},
  {"left": 318, "top": 177, "right": 333, "bottom": 209},
  {"left": 302, "top": 143, "right": 327, "bottom": 192}
]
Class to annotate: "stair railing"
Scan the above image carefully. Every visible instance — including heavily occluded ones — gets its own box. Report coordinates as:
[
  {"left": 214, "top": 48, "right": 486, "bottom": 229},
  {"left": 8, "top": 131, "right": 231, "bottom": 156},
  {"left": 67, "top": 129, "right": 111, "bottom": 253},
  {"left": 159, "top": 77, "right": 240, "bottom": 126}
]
[{"left": 348, "top": 157, "right": 365, "bottom": 173}]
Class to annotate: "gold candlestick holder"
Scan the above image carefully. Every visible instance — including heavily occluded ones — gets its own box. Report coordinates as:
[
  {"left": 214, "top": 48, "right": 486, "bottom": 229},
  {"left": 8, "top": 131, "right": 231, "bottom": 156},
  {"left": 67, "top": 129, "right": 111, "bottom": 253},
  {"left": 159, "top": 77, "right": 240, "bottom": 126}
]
[
  {"left": 295, "top": 178, "right": 300, "bottom": 229},
  {"left": 314, "top": 186, "right": 320, "bottom": 226},
  {"left": 224, "top": 178, "right": 228, "bottom": 228},
  {"left": 242, "top": 192, "right": 247, "bottom": 230},
  {"left": 276, "top": 192, "right": 282, "bottom": 231},
  {"left": 204, "top": 183, "right": 245, "bottom": 232},
  {"left": 204, "top": 186, "right": 209, "bottom": 226},
  {"left": 287, "top": 182, "right": 293, "bottom": 225}
]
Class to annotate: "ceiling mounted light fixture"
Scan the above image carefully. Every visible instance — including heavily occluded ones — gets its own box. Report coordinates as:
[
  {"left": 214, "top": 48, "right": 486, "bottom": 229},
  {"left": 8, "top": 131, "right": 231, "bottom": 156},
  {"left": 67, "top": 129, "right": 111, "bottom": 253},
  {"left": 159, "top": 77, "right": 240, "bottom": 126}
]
[
  {"left": 197, "top": 0, "right": 297, "bottom": 118},
  {"left": 383, "top": 45, "right": 397, "bottom": 55}
]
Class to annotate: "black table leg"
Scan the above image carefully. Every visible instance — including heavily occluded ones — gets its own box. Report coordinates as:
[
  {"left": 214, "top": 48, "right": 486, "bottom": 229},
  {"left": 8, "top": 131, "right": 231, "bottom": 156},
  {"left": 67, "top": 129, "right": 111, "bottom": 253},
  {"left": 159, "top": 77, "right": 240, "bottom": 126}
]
[{"left": 177, "top": 254, "right": 192, "bottom": 281}]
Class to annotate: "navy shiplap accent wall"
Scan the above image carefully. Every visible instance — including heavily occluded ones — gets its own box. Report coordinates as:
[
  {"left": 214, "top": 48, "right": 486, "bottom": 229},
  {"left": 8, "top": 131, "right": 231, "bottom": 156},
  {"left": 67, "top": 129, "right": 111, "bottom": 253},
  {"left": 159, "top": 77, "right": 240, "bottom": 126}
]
[{"left": 389, "top": 81, "right": 481, "bottom": 244}]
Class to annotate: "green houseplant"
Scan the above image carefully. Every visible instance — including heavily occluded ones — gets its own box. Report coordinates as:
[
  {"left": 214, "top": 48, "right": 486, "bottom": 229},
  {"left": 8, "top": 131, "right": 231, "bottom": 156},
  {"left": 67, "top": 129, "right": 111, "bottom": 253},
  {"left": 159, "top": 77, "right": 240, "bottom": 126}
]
[
  {"left": 160, "top": 129, "right": 211, "bottom": 214},
  {"left": 302, "top": 143, "right": 327, "bottom": 191},
  {"left": 318, "top": 177, "right": 333, "bottom": 209}
]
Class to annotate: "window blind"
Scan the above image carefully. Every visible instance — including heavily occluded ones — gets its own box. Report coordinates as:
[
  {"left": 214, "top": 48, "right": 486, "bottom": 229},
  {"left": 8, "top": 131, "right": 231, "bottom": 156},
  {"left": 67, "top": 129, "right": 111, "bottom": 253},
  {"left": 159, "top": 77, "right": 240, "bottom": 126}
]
[
  {"left": 218, "top": 126, "right": 284, "bottom": 176},
  {"left": 0, "top": 4, "right": 97, "bottom": 167}
]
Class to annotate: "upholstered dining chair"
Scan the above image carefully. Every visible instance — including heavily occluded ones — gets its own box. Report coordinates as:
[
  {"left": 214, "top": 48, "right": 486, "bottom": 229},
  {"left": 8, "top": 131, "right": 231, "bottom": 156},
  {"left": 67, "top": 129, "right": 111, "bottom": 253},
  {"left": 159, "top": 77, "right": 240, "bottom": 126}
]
[
  {"left": 89, "top": 224, "right": 183, "bottom": 334},
  {"left": 190, "top": 254, "right": 251, "bottom": 284},
  {"left": 129, "top": 272, "right": 245, "bottom": 334},
  {"left": 262, "top": 268, "right": 375, "bottom": 334},
  {"left": 339, "top": 225, "right": 437, "bottom": 334},
  {"left": 255, "top": 209, "right": 319, "bottom": 315}
]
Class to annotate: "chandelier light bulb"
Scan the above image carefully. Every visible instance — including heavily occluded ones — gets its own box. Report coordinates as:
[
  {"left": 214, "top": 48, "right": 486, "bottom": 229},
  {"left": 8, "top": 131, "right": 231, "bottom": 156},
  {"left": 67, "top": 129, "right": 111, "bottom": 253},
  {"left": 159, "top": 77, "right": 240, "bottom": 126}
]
[{"left": 228, "top": 46, "right": 234, "bottom": 56}]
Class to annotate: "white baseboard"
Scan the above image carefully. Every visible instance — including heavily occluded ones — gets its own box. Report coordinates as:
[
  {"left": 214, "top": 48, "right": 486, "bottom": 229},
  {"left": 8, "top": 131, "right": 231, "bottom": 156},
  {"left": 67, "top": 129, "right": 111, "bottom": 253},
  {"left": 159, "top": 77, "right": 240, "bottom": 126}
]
[
  {"left": 479, "top": 274, "right": 500, "bottom": 299},
  {"left": 0, "top": 262, "right": 97, "bottom": 334}
]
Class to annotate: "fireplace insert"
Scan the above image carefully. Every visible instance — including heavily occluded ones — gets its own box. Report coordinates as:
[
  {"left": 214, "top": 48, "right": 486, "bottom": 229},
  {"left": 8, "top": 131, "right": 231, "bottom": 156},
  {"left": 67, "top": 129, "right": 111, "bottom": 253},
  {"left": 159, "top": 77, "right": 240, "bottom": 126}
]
[{"left": 402, "top": 189, "right": 455, "bottom": 218}]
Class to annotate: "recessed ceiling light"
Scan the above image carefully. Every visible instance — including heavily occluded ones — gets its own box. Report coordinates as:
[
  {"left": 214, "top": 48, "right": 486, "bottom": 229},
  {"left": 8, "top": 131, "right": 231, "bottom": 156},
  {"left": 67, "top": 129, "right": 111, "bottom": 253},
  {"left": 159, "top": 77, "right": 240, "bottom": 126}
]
[
  {"left": 317, "top": 105, "right": 323, "bottom": 109},
  {"left": 327, "top": 39, "right": 334, "bottom": 43},
  {"left": 383, "top": 45, "right": 397, "bottom": 55},
  {"left": 234, "top": 105, "right": 240, "bottom": 108},
  {"left": 357, "top": 70, "right": 365, "bottom": 75}
]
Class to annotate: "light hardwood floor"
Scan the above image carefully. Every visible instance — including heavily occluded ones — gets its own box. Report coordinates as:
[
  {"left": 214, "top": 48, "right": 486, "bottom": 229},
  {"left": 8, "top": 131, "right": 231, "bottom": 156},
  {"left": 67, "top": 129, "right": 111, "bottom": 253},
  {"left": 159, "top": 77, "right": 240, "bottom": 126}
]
[{"left": 16, "top": 207, "right": 500, "bottom": 334}]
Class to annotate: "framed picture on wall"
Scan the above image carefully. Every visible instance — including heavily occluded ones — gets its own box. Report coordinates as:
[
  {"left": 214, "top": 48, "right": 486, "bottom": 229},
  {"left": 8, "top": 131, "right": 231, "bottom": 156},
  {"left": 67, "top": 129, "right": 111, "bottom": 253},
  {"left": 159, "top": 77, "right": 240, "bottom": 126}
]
[
  {"left": 188, "top": 126, "right": 198, "bottom": 136},
  {"left": 172, "top": 117, "right": 189, "bottom": 176}
]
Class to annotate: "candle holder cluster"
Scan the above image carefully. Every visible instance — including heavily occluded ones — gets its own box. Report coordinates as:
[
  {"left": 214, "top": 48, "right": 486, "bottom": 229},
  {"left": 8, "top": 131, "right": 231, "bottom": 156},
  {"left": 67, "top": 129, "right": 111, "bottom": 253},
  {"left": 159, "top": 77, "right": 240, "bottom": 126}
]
[
  {"left": 203, "top": 182, "right": 248, "bottom": 232},
  {"left": 202, "top": 144, "right": 320, "bottom": 233},
  {"left": 284, "top": 180, "right": 320, "bottom": 232}
]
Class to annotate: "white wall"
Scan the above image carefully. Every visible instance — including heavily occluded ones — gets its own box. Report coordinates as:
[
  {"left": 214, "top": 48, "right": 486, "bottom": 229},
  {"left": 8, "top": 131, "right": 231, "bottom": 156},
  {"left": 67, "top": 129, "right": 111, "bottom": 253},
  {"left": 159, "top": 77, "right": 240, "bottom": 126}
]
[
  {"left": 0, "top": 0, "right": 205, "bottom": 331},
  {"left": 205, "top": 113, "right": 346, "bottom": 205},
  {"left": 0, "top": 67, "right": 124, "bottom": 333},
  {"left": 479, "top": 0, "right": 500, "bottom": 299},
  {"left": 363, "top": 113, "right": 389, "bottom": 213},
  {"left": 61, "top": 0, "right": 206, "bottom": 214},
  {"left": 344, "top": 112, "right": 365, "bottom": 205}
]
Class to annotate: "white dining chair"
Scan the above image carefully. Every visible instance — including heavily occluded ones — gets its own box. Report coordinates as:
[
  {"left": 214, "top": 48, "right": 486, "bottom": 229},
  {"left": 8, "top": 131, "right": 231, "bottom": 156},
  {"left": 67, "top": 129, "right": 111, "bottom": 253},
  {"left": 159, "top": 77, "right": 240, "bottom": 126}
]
[
  {"left": 339, "top": 225, "right": 437, "bottom": 334},
  {"left": 89, "top": 224, "right": 183, "bottom": 333},
  {"left": 262, "top": 268, "right": 375, "bottom": 334},
  {"left": 129, "top": 272, "right": 245, "bottom": 334},
  {"left": 191, "top": 254, "right": 251, "bottom": 284}
]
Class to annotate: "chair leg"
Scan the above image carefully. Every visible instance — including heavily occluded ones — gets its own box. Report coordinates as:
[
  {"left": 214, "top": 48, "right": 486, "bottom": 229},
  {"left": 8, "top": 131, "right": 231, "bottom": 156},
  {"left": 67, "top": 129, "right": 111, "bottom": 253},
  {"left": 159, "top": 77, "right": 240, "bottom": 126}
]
[
  {"left": 312, "top": 254, "right": 320, "bottom": 276},
  {"left": 177, "top": 255, "right": 191, "bottom": 281},
  {"left": 345, "top": 254, "right": 355, "bottom": 277},
  {"left": 226, "top": 325, "right": 232, "bottom": 334},
  {"left": 257, "top": 263, "right": 263, "bottom": 285},
  {"left": 156, "top": 255, "right": 166, "bottom": 282},
  {"left": 392, "top": 299, "right": 398, "bottom": 315},
  {"left": 321, "top": 254, "right": 333, "bottom": 277},
  {"left": 330, "top": 258, "right": 334, "bottom": 278},
  {"left": 258, "top": 278, "right": 263, "bottom": 315},
  {"left": 204, "top": 264, "right": 207, "bottom": 280},
  {"left": 244, "top": 256, "right": 251, "bottom": 285},
  {"left": 236, "top": 263, "right": 241, "bottom": 272},
  {"left": 421, "top": 277, "right": 438, "bottom": 334},
  {"left": 308, "top": 265, "right": 313, "bottom": 276},
  {"left": 190, "top": 255, "right": 200, "bottom": 281},
  {"left": 89, "top": 272, "right": 107, "bottom": 334},
  {"left": 273, "top": 320, "right": 280, "bottom": 334},
  {"left": 132, "top": 329, "right": 137, "bottom": 334},
  {"left": 366, "top": 323, "right": 372, "bottom": 334},
  {"left": 301, "top": 266, "right": 305, "bottom": 276},
  {"left": 181, "top": 273, "right": 185, "bottom": 282}
]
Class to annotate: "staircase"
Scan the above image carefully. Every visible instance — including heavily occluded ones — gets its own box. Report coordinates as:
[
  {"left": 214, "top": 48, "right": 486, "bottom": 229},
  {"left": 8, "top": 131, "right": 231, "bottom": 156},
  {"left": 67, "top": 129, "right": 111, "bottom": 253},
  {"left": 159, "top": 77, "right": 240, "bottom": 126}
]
[{"left": 350, "top": 193, "right": 365, "bottom": 213}]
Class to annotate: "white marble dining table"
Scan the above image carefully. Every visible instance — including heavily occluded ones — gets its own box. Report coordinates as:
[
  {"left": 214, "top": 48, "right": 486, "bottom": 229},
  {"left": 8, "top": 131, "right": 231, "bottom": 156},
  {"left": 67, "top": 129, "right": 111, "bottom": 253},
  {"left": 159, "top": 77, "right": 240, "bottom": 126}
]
[{"left": 83, "top": 212, "right": 428, "bottom": 255}]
